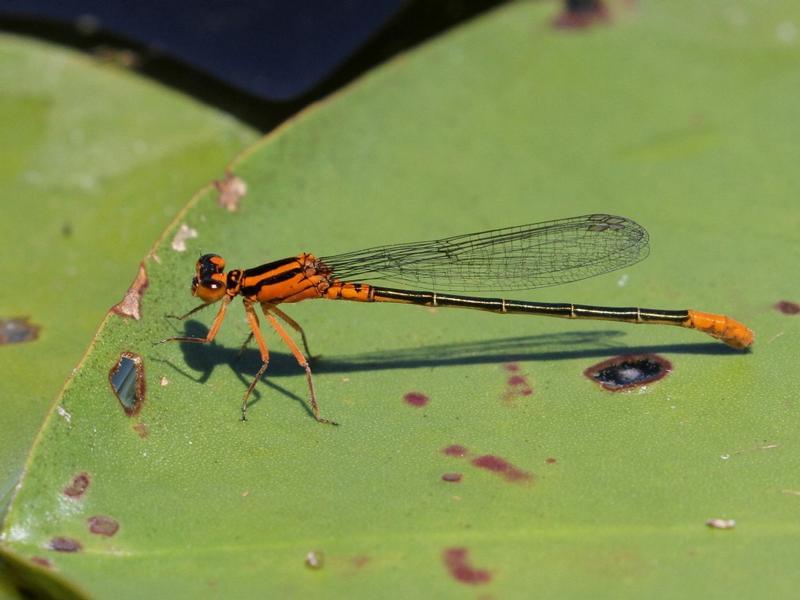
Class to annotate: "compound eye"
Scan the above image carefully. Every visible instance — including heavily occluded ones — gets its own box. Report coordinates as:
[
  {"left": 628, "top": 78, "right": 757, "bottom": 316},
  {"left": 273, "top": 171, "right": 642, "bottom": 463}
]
[{"left": 198, "top": 254, "right": 225, "bottom": 274}]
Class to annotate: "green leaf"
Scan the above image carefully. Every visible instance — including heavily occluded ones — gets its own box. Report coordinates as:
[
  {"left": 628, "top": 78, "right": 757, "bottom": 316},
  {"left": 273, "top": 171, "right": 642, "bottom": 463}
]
[
  {"left": 0, "top": 33, "right": 258, "bottom": 520},
  {"left": 3, "top": 2, "right": 799, "bottom": 597}
]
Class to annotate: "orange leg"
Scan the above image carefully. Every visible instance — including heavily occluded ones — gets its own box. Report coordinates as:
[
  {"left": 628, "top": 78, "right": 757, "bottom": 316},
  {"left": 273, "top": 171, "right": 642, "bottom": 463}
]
[
  {"left": 268, "top": 305, "right": 314, "bottom": 358},
  {"left": 235, "top": 306, "right": 313, "bottom": 359},
  {"left": 158, "top": 296, "right": 232, "bottom": 345},
  {"left": 241, "top": 301, "right": 270, "bottom": 421},
  {"left": 261, "top": 305, "right": 337, "bottom": 426}
]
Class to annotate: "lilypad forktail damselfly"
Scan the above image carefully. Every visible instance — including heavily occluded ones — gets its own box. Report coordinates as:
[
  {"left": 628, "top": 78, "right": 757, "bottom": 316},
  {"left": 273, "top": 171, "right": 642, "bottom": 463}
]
[{"left": 159, "top": 214, "right": 753, "bottom": 423}]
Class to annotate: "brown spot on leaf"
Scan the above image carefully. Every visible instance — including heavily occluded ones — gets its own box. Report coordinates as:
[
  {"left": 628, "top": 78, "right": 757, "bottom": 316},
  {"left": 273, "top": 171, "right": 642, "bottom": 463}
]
[
  {"left": 133, "top": 422, "right": 149, "bottom": 438},
  {"left": 88, "top": 515, "right": 119, "bottom": 537},
  {"left": 472, "top": 455, "right": 533, "bottom": 483},
  {"left": 502, "top": 368, "right": 534, "bottom": 405},
  {"left": 442, "top": 444, "right": 468, "bottom": 457},
  {"left": 0, "top": 316, "right": 40, "bottom": 344},
  {"left": 50, "top": 537, "right": 82, "bottom": 553},
  {"left": 775, "top": 300, "right": 800, "bottom": 315},
  {"left": 442, "top": 472, "right": 463, "bottom": 483},
  {"left": 109, "top": 352, "right": 146, "bottom": 416},
  {"left": 111, "top": 262, "right": 148, "bottom": 320},
  {"left": 30, "top": 556, "right": 52, "bottom": 568},
  {"left": 442, "top": 548, "right": 491, "bottom": 585},
  {"left": 63, "top": 473, "right": 90, "bottom": 498},
  {"left": 214, "top": 171, "right": 248, "bottom": 212},
  {"left": 404, "top": 391, "right": 429, "bottom": 407}
]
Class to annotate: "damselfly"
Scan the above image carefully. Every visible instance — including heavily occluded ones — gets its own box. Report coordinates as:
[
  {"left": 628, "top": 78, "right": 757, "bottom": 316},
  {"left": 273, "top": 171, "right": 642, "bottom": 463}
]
[{"left": 159, "top": 214, "right": 753, "bottom": 423}]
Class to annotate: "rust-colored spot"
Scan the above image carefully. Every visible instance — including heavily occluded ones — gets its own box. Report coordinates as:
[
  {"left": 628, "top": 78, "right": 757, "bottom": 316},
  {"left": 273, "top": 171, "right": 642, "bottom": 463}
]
[
  {"left": 88, "top": 515, "right": 119, "bottom": 537},
  {"left": 49, "top": 537, "right": 82, "bottom": 553},
  {"left": 0, "top": 316, "right": 40, "bottom": 344},
  {"left": 554, "top": 0, "right": 610, "bottom": 28},
  {"left": 504, "top": 362, "right": 520, "bottom": 372},
  {"left": 214, "top": 171, "right": 247, "bottom": 212},
  {"left": 442, "top": 444, "right": 468, "bottom": 457},
  {"left": 545, "top": 457, "right": 558, "bottom": 464},
  {"left": 775, "top": 300, "right": 800, "bottom": 315},
  {"left": 404, "top": 391, "right": 429, "bottom": 407},
  {"left": 171, "top": 223, "right": 198, "bottom": 252},
  {"left": 63, "top": 472, "right": 90, "bottom": 498},
  {"left": 132, "top": 422, "right": 149, "bottom": 438},
  {"left": 472, "top": 455, "right": 533, "bottom": 483},
  {"left": 305, "top": 550, "right": 324, "bottom": 569},
  {"left": 352, "top": 556, "right": 370, "bottom": 568},
  {"left": 584, "top": 354, "right": 672, "bottom": 391},
  {"left": 503, "top": 367, "right": 534, "bottom": 405},
  {"left": 111, "top": 262, "right": 149, "bottom": 320},
  {"left": 442, "top": 548, "right": 491, "bottom": 585},
  {"left": 109, "top": 352, "right": 146, "bottom": 416},
  {"left": 442, "top": 472, "right": 463, "bottom": 483},
  {"left": 30, "top": 556, "right": 52, "bottom": 568}
]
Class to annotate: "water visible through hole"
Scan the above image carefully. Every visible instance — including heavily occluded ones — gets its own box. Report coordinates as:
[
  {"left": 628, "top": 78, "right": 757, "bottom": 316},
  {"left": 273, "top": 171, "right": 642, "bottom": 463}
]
[
  {"left": 584, "top": 354, "right": 672, "bottom": 391},
  {"left": 108, "top": 352, "right": 145, "bottom": 416}
]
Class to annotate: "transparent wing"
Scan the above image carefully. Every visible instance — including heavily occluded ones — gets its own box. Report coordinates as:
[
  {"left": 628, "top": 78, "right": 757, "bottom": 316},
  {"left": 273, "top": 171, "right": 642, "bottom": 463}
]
[{"left": 319, "top": 214, "right": 649, "bottom": 292}]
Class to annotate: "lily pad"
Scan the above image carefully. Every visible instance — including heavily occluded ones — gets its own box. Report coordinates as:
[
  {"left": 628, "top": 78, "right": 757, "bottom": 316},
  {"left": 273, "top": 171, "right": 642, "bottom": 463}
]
[
  {"left": 0, "top": 34, "right": 257, "bottom": 514},
  {"left": 2, "top": 1, "right": 799, "bottom": 597}
]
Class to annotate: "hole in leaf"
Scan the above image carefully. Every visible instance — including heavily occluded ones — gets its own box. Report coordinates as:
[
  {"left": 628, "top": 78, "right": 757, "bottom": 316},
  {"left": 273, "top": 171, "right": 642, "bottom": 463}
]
[
  {"left": 584, "top": 354, "right": 672, "bottom": 391},
  {"left": 109, "top": 352, "right": 146, "bottom": 416}
]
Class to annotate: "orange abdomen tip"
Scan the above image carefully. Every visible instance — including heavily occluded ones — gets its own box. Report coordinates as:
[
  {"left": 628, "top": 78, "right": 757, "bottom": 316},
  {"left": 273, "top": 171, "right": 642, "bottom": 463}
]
[{"left": 687, "top": 310, "right": 754, "bottom": 349}]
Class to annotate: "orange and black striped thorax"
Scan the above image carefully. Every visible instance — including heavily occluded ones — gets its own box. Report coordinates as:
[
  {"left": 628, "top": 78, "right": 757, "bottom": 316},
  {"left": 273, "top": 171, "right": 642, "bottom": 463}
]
[{"left": 238, "top": 254, "right": 336, "bottom": 304}]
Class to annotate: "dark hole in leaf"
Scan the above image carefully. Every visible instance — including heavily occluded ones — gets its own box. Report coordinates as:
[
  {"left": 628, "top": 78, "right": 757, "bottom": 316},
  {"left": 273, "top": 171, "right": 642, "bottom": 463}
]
[
  {"left": 109, "top": 352, "right": 146, "bottom": 416},
  {"left": 584, "top": 354, "right": 672, "bottom": 391},
  {"left": 0, "top": 316, "right": 40, "bottom": 344}
]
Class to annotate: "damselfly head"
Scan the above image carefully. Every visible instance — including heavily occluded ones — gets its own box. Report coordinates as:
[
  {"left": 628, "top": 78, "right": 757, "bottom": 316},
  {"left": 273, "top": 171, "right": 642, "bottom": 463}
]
[{"left": 192, "top": 254, "right": 227, "bottom": 302}]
